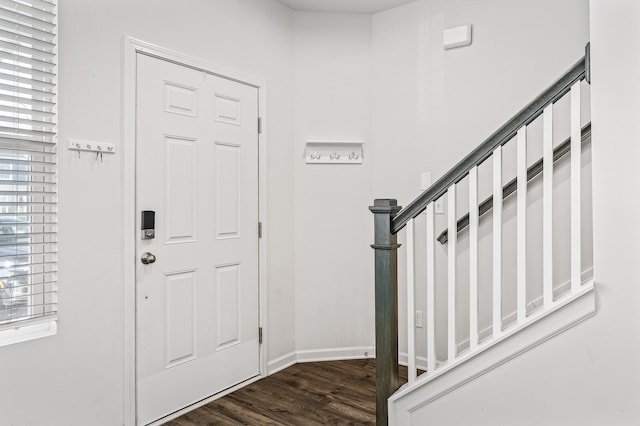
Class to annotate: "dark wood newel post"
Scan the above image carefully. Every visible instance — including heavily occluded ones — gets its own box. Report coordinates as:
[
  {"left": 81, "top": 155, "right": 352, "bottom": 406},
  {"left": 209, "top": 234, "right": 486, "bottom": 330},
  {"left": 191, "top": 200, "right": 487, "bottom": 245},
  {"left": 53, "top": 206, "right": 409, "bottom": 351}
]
[{"left": 369, "top": 199, "right": 402, "bottom": 426}]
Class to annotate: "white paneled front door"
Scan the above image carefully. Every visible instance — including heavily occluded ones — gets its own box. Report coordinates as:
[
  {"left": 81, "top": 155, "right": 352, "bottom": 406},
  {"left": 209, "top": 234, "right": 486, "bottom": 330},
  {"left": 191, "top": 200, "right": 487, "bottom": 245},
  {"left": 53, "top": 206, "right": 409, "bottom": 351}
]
[{"left": 135, "top": 53, "right": 260, "bottom": 425}]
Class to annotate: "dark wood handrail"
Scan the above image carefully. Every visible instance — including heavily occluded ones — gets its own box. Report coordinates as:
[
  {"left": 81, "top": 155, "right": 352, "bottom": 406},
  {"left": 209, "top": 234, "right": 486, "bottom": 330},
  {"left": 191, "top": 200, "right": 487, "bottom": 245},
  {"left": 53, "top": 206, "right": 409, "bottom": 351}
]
[
  {"left": 437, "top": 123, "right": 591, "bottom": 244},
  {"left": 391, "top": 51, "right": 588, "bottom": 235}
]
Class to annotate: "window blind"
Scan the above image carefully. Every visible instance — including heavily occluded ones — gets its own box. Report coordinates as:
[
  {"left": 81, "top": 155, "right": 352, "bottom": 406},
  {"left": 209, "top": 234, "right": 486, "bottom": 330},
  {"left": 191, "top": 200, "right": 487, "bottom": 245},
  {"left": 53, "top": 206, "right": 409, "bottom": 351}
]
[{"left": 0, "top": 0, "right": 57, "bottom": 330}]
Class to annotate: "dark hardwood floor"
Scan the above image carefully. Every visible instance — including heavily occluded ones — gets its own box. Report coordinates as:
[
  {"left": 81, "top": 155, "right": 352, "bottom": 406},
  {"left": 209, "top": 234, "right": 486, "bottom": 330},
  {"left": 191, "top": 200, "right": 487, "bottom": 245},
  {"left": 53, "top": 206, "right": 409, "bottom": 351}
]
[{"left": 166, "top": 359, "right": 409, "bottom": 425}]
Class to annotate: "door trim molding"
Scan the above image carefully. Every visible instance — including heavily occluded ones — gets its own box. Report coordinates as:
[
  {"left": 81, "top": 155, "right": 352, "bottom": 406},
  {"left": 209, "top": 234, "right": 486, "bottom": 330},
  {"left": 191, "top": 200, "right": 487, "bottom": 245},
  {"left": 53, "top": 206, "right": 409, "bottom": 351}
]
[{"left": 122, "top": 36, "right": 269, "bottom": 426}]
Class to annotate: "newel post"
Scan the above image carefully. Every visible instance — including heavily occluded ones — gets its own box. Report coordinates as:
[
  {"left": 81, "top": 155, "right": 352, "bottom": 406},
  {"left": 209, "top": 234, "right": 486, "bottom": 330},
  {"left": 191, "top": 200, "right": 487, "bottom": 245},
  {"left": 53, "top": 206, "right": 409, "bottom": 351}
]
[{"left": 369, "top": 199, "right": 402, "bottom": 425}]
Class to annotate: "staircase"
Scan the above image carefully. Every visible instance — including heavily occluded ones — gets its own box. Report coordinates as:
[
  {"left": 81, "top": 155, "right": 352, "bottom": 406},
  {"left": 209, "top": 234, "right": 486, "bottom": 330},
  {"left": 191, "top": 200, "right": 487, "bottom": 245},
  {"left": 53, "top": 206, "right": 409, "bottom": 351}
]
[{"left": 370, "top": 44, "right": 594, "bottom": 425}]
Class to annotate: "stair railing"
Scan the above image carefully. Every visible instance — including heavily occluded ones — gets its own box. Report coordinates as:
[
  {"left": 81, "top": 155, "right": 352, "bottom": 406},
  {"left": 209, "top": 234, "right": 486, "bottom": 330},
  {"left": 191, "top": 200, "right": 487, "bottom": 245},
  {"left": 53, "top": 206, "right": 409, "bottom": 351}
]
[{"left": 370, "top": 44, "right": 590, "bottom": 426}]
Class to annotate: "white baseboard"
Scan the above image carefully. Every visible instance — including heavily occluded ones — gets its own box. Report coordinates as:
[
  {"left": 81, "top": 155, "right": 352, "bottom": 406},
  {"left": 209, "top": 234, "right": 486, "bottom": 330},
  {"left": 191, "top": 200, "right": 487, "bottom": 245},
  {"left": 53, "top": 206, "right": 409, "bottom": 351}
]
[
  {"left": 296, "top": 346, "right": 375, "bottom": 363},
  {"left": 267, "top": 346, "right": 375, "bottom": 376},
  {"left": 267, "top": 351, "right": 297, "bottom": 375},
  {"left": 399, "top": 352, "right": 428, "bottom": 372}
]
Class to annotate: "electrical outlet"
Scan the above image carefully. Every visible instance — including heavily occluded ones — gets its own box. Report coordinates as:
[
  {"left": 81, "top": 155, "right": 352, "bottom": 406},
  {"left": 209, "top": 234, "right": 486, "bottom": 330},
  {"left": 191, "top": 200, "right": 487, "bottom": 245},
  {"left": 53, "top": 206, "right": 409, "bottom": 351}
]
[
  {"left": 415, "top": 310, "right": 423, "bottom": 328},
  {"left": 435, "top": 199, "right": 444, "bottom": 214}
]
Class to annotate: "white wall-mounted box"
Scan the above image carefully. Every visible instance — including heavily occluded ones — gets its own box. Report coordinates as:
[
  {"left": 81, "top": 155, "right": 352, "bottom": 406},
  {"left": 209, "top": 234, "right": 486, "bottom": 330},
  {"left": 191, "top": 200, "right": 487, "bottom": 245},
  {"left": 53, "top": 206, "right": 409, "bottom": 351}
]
[
  {"left": 443, "top": 25, "right": 472, "bottom": 50},
  {"left": 305, "top": 141, "right": 364, "bottom": 164}
]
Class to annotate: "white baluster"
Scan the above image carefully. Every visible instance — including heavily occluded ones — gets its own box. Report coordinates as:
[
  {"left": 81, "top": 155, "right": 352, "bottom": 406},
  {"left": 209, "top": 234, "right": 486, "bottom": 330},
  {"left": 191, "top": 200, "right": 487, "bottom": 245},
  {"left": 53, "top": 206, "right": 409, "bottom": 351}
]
[
  {"left": 493, "top": 147, "right": 502, "bottom": 336},
  {"left": 469, "top": 167, "right": 479, "bottom": 351},
  {"left": 406, "top": 219, "right": 416, "bottom": 384},
  {"left": 517, "top": 127, "right": 527, "bottom": 323},
  {"left": 543, "top": 105, "right": 554, "bottom": 308},
  {"left": 571, "top": 83, "right": 582, "bottom": 292},
  {"left": 448, "top": 184, "right": 457, "bottom": 361},
  {"left": 426, "top": 202, "right": 436, "bottom": 373}
]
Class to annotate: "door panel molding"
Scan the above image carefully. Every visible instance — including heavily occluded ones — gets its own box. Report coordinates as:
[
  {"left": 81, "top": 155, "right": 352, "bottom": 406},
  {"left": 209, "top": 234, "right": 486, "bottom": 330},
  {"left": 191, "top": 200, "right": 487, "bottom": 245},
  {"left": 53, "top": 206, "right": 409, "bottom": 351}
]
[{"left": 123, "top": 37, "right": 268, "bottom": 426}]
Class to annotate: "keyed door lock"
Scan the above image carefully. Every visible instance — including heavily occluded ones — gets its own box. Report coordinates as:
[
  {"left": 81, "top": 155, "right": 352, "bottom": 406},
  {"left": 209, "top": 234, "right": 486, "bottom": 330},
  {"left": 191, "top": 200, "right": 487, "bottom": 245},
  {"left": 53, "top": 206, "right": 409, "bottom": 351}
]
[{"left": 141, "top": 210, "right": 155, "bottom": 239}]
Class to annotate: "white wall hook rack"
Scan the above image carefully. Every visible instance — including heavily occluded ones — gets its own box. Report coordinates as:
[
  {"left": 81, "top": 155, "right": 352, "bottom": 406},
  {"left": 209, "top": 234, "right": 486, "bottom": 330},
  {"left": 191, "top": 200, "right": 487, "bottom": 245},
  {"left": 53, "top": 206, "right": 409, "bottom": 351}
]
[
  {"left": 68, "top": 139, "right": 116, "bottom": 154},
  {"left": 304, "top": 141, "right": 364, "bottom": 164}
]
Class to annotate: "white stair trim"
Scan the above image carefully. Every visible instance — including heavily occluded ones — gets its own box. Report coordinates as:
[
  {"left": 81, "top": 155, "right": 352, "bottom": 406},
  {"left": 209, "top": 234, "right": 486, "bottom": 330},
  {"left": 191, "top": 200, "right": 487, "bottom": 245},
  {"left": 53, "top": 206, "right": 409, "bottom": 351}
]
[{"left": 389, "top": 281, "right": 596, "bottom": 425}]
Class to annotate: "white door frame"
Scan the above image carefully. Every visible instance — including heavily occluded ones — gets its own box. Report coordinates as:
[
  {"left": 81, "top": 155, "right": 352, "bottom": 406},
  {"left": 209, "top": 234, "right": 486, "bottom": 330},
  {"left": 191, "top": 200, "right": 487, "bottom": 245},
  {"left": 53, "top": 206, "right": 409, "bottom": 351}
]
[{"left": 122, "top": 37, "right": 269, "bottom": 426}]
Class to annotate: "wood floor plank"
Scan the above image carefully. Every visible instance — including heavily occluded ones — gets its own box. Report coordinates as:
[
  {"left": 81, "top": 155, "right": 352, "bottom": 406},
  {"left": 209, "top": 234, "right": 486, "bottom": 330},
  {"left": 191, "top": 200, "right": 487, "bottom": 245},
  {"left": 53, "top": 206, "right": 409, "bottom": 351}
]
[{"left": 165, "top": 359, "right": 412, "bottom": 426}]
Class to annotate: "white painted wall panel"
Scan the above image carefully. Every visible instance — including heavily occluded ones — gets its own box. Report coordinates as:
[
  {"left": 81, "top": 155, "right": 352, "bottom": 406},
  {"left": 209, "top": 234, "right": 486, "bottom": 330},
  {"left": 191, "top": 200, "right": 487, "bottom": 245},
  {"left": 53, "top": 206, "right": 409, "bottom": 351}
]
[
  {"left": 408, "top": 0, "right": 640, "bottom": 424},
  {"left": 373, "top": 0, "right": 592, "bottom": 369},
  {"left": 292, "top": 12, "right": 374, "bottom": 353},
  {"left": 0, "top": 1, "right": 295, "bottom": 425}
]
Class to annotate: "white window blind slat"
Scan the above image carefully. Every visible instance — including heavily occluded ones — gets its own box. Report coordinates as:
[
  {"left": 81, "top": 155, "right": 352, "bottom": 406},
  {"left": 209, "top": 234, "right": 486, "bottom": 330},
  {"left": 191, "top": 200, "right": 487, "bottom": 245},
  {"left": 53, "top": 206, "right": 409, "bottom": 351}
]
[
  {"left": 0, "top": 74, "right": 54, "bottom": 90},
  {"left": 0, "top": 94, "right": 55, "bottom": 111},
  {"left": 0, "top": 137, "right": 54, "bottom": 149},
  {"left": 0, "top": 137, "right": 55, "bottom": 151},
  {"left": 0, "top": 8, "right": 55, "bottom": 33},
  {"left": 0, "top": 39, "right": 55, "bottom": 61},
  {"left": 0, "top": 120, "right": 56, "bottom": 134},
  {"left": 0, "top": 201, "right": 56, "bottom": 208},
  {"left": 0, "top": 213, "right": 55, "bottom": 220},
  {"left": 0, "top": 170, "right": 55, "bottom": 179},
  {"left": 0, "top": 159, "right": 55, "bottom": 169},
  {"left": 0, "top": 252, "right": 57, "bottom": 262},
  {"left": 0, "top": 109, "right": 56, "bottom": 125},
  {"left": 0, "top": 0, "right": 55, "bottom": 21},
  {"left": 0, "top": 168, "right": 55, "bottom": 178},
  {"left": 0, "top": 51, "right": 55, "bottom": 73},
  {"left": 0, "top": 121, "right": 56, "bottom": 134},
  {"left": 0, "top": 83, "right": 55, "bottom": 102},
  {"left": 18, "top": 0, "right": 55, "bottom": 14},
  {"left": 0, "top": 0, "right": 57, "bottom": 329},
  {"left": 0, "top": 28, "right": 54, "bottom": 51},
  {"left": 0, "top": 61, "right": 55, "bottom": 81},
  {"left": 0, "top": 16, "right": 54, "bottom": 41}
]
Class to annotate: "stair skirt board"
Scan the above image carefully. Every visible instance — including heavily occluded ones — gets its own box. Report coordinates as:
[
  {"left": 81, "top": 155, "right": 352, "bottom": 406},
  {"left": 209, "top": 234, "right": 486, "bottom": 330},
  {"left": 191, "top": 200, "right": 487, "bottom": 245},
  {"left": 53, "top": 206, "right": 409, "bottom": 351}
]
[{"left": 388, "top": 282, "right": 596, "bottom": 426}]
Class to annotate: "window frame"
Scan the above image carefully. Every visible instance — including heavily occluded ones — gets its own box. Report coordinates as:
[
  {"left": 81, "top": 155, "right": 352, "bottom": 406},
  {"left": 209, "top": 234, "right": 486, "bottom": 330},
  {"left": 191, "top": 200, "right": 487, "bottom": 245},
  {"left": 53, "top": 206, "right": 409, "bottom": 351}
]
[{"left": 0, "top": 0, "right": 58, "bottom": 347}]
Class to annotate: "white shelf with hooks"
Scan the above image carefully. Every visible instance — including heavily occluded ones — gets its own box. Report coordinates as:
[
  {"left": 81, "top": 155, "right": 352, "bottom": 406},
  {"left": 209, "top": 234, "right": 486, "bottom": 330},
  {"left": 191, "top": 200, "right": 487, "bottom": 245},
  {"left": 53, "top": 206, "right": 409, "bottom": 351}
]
[{"left": 304, "top": 141, "right": 363, "bottom": 164}]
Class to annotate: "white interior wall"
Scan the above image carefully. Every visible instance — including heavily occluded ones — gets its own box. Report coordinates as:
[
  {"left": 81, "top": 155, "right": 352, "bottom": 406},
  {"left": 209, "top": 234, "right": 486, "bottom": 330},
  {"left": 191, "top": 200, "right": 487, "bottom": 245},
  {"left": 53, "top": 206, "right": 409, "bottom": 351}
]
[
  {"left": 372, "top": 0, "right": 590, "bottom": 363},
  {"left": 292, "top": 12, "right": 374, "bottom": 357},
  {"left": 409, "top": 0, "right": 640, "bottom": 423},
  {"left": 439, "top": 0, "right": 592, "bottom": 360},
  {"left": 0, "top": 0, "right": 633, "bottom": 424},
  {"left": 372, "top": 0, "right": 445, "bottom": 363},
  {"left": 0, "top": 1, "right": 295, "bottom": 425}
]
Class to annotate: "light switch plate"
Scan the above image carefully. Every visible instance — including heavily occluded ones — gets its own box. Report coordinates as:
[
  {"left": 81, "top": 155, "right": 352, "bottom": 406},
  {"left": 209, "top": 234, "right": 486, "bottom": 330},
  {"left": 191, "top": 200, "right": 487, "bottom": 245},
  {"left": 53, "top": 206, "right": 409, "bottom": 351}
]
[{"left": 420, "top": 172, "right": 432, "bottom": 191}]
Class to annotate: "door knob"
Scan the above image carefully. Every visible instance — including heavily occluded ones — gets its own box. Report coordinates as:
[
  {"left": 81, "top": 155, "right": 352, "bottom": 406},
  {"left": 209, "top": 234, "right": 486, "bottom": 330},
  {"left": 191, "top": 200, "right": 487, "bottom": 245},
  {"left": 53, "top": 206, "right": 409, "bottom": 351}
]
[{"left": 141, "top": 252, "right": 156, "bottom": 264}]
